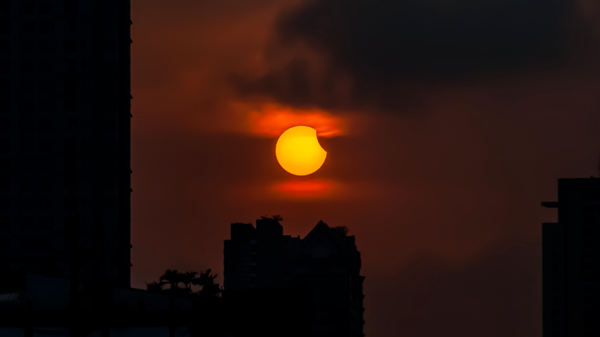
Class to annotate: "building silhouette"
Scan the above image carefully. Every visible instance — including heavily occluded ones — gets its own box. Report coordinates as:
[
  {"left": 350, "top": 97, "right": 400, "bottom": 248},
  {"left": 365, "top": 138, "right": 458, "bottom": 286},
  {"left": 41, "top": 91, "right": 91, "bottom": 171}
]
[
  {"left": 543, "top": 178, "right": 600, "bottom": 337},
  {"left": 224, "top": 217, "right": 366, "bottom": 337},
  {"left": 0, "top": 0, "right": 132, "bottom": 289},
  {"left": 0, "top": 2, "right": 236, "bottom": 336}
]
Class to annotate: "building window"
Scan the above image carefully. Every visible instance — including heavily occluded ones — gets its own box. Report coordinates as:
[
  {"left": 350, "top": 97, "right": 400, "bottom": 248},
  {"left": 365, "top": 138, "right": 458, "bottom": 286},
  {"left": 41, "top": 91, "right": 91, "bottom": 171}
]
[
  {"left": 20, "top": 100, "right": 35, "bottom": 114},
  {"left": 63, "top": 97, "right": 78, "bottom": 113},
  {"left": 20, "top": 157, "right": 36, "bottom": 170},
  {"left": 0, "top": 2, "right": 10, "bottom": 15},
  {"left": 82, "top": 59, "right": 91, "bottom": 72},
  {"left": 82, "top": 78, "right": 91, "bottom": 91},
  {"left": 40, "top": 1, "right": 53, "bottom": 14},
  {"left": 0, "top": 235, "right": 10, "bottom": 253},
  {"left": 21, "top": 59, "right": 35, "bottom": 73},
  {"left": 102, "top": 117, "right": 115, "bottom": 130},
  {"left": 0, "top": 137, "right": 10, "bottom": 152},
  {"left": 39, "top": 217, "right": 53, "bottom": 230},
  {"left": 0, "top": 117, "right": 9, "bottom": 133},
  {"left": 584, "top": 204, "right": 599, "bottom": 215},
  {"left": 0, "top": 58, "right": 9, "bottom": 73},
  {"left": 64, "top": 196, "right": 77, "bottom": 211},
  {"left": 0, "top": 78, "right": 10, "bottom": 92},
  {"left": 38, "top": 119, "right": 53, "bottom": 133},
  {"left": 20, "top": 21, "right": 35, "bottom": 35},
  {"left": 65, "top": 59, "right": 77, "bottom": 73},
  {"left": 21, "top": 79, "right": 36, "bottom": 92},
  {"left": 0, "top": 157, "right": 9, "bottom": 172},
  {"left": 38, "top": 138, "right": 53, "bottom": 152},
  {"left": 39, "top": 197, "right": 52, "bottom": 211},
  {"left": 0, "top": 39, "right": 10, "bottom": 54},
  {"left": 39, "top": 21, "right": 54, "bottom": 34},
  {"left": 39, "top": 98, "right": 52, "bottom": 112},
  {"left": 63, "top": 137, "right": 78, "bottom": 153},
  {"left": 63, "top": 0, "right": 79, "bottom": 14},
  {"left": 81, "top": 40, "right": 90, "bottom": 52},
  {"left": 0, "top": 197, "right": 10, "bottom": 212},
  {"left": 20, "top": 118, "right": 35, "bottom": 133},
  {"left": 103, "top": 196, "right": 115, "bottom": 208},
  {"left": 63, "top": 39, "right": 78, "bottom": 54},
  {"left": 0, "top": 99, "right": 9, "bottom": 113},
  {"left": 39, "top": 176, "right": 53, "bottom": 191},
  {"left": 0, "top": 20, "right": 10, "bottom": 34},
  {"left": 39, "top": 78, "right": 53, "bottom": 93},
  {"left": 0, "top": 215, "right": 9, "bottom": 229},
  {"left": 104, "top": 59, "right": 116, "bottom": 73},
  {"left": 21, "top": 40, "right": 36, "bottom": 54},
  {"left": 39, "top": 40, "right": 53, "bottom": 53},
  {"left": 39, "top": 58, "right": 53, "bottom": 72},
  {"left": 0, "top": 175, "right": 9, "bottom": 191},
  {"left": 38, "top": 157, "right": 52, "bottom": 171},
  {"left": 21, "top": 2, "right": 36, "bottom": 15},
  {"left": 21, "top": 138, "right": 36, "bottom": 152},
  {"left": 20, "top": 217, "right": 36, "bottom": 230},
  {"left": 31, "top": 235, "right": 52, "bottom": 249},
  {"left": 63, "top": 76, "right": 78, "bottom": 93},
  {"left": 66, "top": 117, "right": 77, "bottom": 132},
  {"left": 104, "top": 39, "right": 116, "bottom": 53}
]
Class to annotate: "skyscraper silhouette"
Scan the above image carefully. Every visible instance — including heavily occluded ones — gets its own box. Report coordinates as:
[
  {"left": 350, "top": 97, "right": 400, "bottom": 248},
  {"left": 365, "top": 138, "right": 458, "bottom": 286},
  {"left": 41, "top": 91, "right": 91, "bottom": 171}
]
[
  {"left": 0, "top": 0, "right": 131, "bottom": 290},
  {"left": 224, "top": 217, "right": 365, "bottom": 337},
  {"left": 543, "top": 178, "right": 600, "bottom": 337}
]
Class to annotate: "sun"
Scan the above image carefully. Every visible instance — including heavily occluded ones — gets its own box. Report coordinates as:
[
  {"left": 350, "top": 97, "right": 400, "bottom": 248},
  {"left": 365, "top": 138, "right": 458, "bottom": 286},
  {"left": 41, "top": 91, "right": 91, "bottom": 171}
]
[{"left": 276, "top": 126, "right": 327, "bottom": 176}]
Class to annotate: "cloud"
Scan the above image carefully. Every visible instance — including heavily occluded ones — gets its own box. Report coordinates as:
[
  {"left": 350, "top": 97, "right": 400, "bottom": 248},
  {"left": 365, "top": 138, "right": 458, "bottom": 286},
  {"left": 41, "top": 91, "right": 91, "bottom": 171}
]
[
  {"left": 246, "top": 103, "right": 346, "bottom": 137},
  {"left": 232, "top": 0, "right": 592, "bottom": 112}
]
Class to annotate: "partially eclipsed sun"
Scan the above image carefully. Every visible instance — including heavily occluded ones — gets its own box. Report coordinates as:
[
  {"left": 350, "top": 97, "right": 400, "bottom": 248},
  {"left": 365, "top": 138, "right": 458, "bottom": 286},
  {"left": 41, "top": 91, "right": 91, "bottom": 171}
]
[{"left": 276, "top": 126, "right": 327, "bottom": 176}]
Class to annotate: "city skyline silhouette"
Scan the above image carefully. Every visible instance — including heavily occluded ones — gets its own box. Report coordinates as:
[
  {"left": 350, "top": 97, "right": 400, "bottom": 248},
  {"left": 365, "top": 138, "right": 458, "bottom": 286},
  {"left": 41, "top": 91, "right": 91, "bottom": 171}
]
[{"left": 1, "top": 0, "right": 600, "bottom": 336}]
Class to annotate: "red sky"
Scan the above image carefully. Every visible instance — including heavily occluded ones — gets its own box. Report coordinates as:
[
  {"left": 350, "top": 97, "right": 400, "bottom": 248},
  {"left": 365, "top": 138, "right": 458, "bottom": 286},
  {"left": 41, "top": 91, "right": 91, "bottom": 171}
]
[{"left": 130, "top": 1, "right": 600, "bottom": 336}]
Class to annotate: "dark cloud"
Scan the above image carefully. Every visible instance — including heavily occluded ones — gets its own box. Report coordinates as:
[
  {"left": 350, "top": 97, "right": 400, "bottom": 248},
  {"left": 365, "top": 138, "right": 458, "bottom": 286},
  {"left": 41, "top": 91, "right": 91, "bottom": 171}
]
[{"left": 233, "top": 0, "right": 587, "bottom": 111}]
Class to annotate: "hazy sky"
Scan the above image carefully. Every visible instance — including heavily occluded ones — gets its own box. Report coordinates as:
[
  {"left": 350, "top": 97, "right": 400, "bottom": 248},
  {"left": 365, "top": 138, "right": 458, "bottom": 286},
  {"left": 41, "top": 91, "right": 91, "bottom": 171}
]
[{"left": 130, "top": 1, "right": 600, "bottom": 336}]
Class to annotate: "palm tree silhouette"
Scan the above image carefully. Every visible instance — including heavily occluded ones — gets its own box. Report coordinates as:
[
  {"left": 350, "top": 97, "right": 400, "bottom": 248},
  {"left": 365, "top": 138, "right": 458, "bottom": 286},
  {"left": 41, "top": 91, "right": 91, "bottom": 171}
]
[
  {"left": 148, "top": 269, "right": 221, "bottom": 298},
  {"left": 192, "top": 269, "right": 220, "bottom": 297},
  {"left": 181, "top": 271, "right": 198, "bottom": 290},
  {"left": 145, "top": 281, "right": 164, "bottom": 293},
  {"left": 160, "top": 269, "right": 181, "bottom": 290}
]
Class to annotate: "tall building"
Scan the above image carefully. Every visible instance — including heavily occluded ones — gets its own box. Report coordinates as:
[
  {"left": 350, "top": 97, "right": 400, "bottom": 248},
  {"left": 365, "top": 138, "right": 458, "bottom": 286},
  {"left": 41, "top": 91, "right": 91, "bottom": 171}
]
[
  {"left": 0, "top": 0, "right": 132, "bottom": 289},
  {"left": 224, "top": 217, "right": 366, "bottom": 337},
  {"left": 542, "top": 178, "right": 600, "bottom": 337}
]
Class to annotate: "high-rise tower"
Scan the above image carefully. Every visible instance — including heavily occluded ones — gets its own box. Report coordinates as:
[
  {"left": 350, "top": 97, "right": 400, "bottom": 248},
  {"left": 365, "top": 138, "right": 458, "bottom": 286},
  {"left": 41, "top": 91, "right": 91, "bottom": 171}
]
[
  {"left": 0, "top": 0, "right": 131, "bottom": 289},
  {"left": 543, "top": 178, "right": 600, "bottom": 337},
  {"left": 224, "top": 218, "right": 366, "bottom": 337}
]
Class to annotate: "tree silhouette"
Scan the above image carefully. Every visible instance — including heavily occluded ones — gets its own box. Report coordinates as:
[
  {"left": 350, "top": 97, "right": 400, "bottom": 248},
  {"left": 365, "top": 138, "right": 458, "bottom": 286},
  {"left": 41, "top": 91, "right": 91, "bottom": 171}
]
[
  {"left": 159, "top": 269, "right": 181, "bottom": 290},
  {"left": 145, "top": 281, "right": 165, "bottom": 293},
  {"left": 181, "top": 271, "right": 198, "bottom": 290},
  {"left": 192, "top": 269, "right": 220, "bottom": 298},
  {"left": 332, "top": 226, "right": 349, "bottom": 237},
  {"left": 147, "top": 269, "right": 221, "bottom": 298}
]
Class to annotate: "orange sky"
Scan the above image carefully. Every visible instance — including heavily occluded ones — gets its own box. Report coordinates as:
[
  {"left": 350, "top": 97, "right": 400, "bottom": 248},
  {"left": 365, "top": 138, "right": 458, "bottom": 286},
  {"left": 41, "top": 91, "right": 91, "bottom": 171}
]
[{"left": 130, "top": 1, "right": 600, "bottom": 336}]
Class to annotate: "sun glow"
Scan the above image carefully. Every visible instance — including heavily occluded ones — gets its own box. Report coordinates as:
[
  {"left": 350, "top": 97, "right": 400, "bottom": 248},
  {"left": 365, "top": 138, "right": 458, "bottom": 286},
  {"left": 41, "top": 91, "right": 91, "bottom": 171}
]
[
  {"left": 276, "top": 126, "right": 327, "bottom": 176},
  {"left": 248, "top": 104, "right": 344, "bottom": 138}
]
